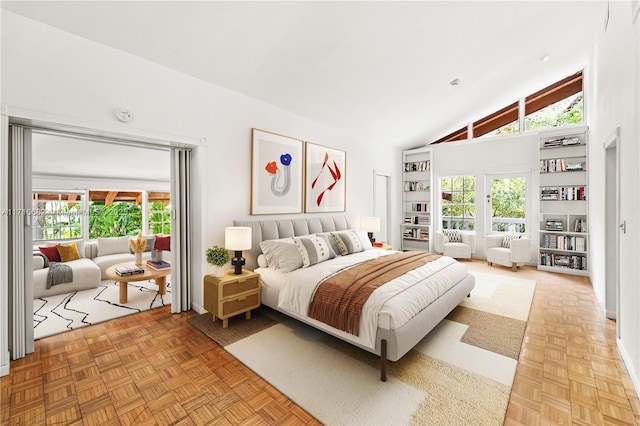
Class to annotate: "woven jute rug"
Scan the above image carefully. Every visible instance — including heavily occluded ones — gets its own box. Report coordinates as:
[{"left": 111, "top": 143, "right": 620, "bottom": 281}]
[{"left": 188, "top": 271, "right": 536, "bottom": 425}]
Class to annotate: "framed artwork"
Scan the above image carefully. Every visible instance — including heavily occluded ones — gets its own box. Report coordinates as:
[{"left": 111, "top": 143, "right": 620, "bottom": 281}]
[
  {"left": 305, "top": 142, "right": 346, "bottom": 213},
  {"left": 251, "top": 129, "right": 304, "bottom": 215}
]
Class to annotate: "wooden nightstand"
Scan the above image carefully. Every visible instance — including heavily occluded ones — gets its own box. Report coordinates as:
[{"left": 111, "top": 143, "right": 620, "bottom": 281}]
[{"left": 203, "top": 269, "right": 261, "bottom": 328}]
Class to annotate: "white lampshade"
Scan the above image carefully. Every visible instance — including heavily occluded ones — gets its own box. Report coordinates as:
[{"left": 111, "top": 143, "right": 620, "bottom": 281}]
[
  {"left": 361, "top": 216, "right": 381, "bottom": 233},
  {"left": 225, "top": 226, "right": 252, "bottom": 251}
]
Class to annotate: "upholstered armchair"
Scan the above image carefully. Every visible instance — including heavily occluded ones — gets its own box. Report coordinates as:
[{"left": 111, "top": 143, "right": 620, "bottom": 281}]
[
  {"left": 486, "top": 233, "right": 531, "bottom": 271},
  {"left": 433, "top": 229, "right": 476, "bottom": 260}
]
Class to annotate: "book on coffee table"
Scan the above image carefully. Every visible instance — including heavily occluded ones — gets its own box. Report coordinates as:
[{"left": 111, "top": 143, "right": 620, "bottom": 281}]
[
  {"left": 147, "top": 260, "right": 170, "bottom": 271},
  {"left": 115, "top": 265, "right": 144, "bottom": 276}
]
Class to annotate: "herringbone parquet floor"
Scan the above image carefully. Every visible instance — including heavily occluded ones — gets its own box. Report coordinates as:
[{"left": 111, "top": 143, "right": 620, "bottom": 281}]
[{"left": 1, "top": 260, "right": 639, "bottom": 425}]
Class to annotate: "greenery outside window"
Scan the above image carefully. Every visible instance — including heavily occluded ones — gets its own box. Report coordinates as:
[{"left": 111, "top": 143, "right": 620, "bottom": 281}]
[
  {"left": 89, "top": 201, "right": 142, "bottom": 238},
  {"left": 490, "top": 177, "right": 526, "bottom": 233},
  {"left": 148, "top": 201, "right": 171, "bottom": 235},
  {"left": 441, "top": 176, "right": 475, "bottom": 230},
  {"left": 32, "top": 192, "right": 83, "bottom": 241}
]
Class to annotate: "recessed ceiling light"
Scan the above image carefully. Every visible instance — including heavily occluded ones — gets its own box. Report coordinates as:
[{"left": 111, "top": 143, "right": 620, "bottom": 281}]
[{"left": 449, "top": 78, "right": 461, "bottom": 87}]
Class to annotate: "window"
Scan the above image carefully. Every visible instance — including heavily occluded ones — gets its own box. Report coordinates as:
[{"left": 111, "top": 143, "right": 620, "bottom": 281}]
[
  {"left": 88, "top": 201, "right": 142, "bottom": 238},
  {"left": 32, "top": 192, "right": 83, "bottom": 241},
  {"left": 441, "top": 176, "right": 475, "bottom": 230},
  {"left": 431, "top": 71, "right": 583, "bottom": 143},
  {"left": 148, "top": 201, "right": 171, "bottom": 234},
  {"left": 489, "top": 176, "right": 526, "bottom": 233}
]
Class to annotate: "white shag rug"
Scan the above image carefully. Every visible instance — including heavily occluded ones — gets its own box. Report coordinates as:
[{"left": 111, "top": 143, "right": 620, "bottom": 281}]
[
  {"left": 33, "top": 278, "right": 171, "bottom": 340},
  {"left": 224, "top": 271, "right": 535, "bottom": 425}
]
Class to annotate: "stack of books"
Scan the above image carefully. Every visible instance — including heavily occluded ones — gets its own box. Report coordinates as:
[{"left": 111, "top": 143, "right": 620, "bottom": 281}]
[
  {"left": 147, "top": 260, "right": 170, "bottom": 271},
  {"left": 115, "top": 265, "right": 144, "bottom": 276}
]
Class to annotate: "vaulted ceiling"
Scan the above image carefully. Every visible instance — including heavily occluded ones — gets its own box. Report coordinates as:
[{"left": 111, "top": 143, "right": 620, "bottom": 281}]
[{"left": 2, "top": 1, "right": 601, "bottom": 147}]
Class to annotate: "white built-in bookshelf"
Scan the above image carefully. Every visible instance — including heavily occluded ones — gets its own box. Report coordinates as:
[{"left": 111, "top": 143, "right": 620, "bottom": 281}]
[
  {"left": 402, "top": 147, "right": 431, "bottom": 251},
  {"left": 538, "top": 125, "right": 589, "bottom": 276}
]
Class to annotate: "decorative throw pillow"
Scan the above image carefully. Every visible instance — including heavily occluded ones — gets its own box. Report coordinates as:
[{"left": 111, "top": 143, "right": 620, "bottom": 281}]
[
  {"left": 257, "top": 254, "right": 268, "bottom": 268},
  {"left": 57, "top": 242, "right": 81, "bottom": 262},
  {"left": 39, "top": 245, "right": 61, "bottom": 262},
  {"left": 329, "top": 230, "right": 365, "bottom": 255},
  {"left": 155, "top": 235, "right": 171, "bottom": 251},
  {"left": 502, "top": 233, "right": 522, "bottom": 248},
  {"left": 315, "top": 232, "right": 342, "bottom": 256},
  {"left": 354, "top": 230, "right": 374, "bottom": 250},
  {"left": 48, "top": 238, "right": 85, "bottom": 258},
  {"left": 98, "top": 236, "right": 130, "bottom": 256},
  {"left": 443, "top": 229, "right": 462, "bottom": 243},
  {"left": 293, "top": 235, "right": 335, "bottom": 267}
]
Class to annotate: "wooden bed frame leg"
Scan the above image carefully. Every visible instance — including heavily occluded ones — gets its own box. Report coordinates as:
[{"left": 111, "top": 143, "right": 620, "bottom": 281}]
[{"left": 380, "top": 339, "right": 387, "bottom": 382}]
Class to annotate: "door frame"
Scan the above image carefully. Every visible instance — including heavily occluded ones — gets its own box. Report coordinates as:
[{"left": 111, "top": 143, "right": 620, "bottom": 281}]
[
  {"left": 373, "top": 169, "right": 391, "bottom": 245},
  {"left": 604, "top": 128, "right": 621, "bottom": 327}
]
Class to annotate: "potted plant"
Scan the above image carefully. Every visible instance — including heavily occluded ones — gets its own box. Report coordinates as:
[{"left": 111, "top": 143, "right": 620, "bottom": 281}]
[{"left": 206, "top": 245, "right": 231, "bottom": 277}]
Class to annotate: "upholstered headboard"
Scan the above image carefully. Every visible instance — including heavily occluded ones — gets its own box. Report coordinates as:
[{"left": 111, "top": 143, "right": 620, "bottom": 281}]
[{"left": 233, "top": 215, "right": 357, "bottom": 270}]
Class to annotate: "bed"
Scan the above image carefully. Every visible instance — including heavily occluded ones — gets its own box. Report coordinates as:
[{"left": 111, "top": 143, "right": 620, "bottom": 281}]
[{"left": 233, "top": 215, "right": 475, "bottom": 381}]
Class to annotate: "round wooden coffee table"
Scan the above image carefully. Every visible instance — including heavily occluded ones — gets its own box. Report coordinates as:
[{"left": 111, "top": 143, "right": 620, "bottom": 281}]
[{"left": 105, "top": 262, "right": 171, "bottom": 304}]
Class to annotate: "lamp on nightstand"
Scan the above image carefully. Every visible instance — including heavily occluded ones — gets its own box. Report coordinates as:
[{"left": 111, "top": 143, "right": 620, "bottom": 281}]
[
  {"left": 361, "top": 216, "right": 380, "bottom": 243},
  {"left": 225, "top": 226, "right": 252, "bottom": 274}
]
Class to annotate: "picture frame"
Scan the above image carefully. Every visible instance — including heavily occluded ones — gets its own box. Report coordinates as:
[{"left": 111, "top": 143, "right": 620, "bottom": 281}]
[
  {"left": 251, "top": 129, "right": 304, "bottom": 215},
  {"left": 305, "top": 142, "right": 346, "bottom": 213}
]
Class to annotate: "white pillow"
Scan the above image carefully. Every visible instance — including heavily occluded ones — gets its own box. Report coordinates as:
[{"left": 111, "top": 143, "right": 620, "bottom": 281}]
[
  {"left": 329, "top": 230, "right": 365, "bottom": 255},
  {"left": 354, "top": 229, "right": 374, "bottom": 250},
  {"left": 259, "top": 238, "right": 304, "bottom": 272},
  {"left": 257, "top": 254, "right": 268, "bottom": 268},
  {"left": 293, "top": 235, "right": 335, "bottom": 267},
  {"left": 97, "top": 236, "right": 131, "bottom": 256}
]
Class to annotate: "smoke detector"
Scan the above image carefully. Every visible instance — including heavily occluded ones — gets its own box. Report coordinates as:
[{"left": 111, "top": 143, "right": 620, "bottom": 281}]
[{"left": 115, "top": 108, "right": 133, "bottom": 123}]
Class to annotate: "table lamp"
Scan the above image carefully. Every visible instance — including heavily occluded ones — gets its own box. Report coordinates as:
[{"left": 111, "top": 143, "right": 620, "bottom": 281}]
[
  {"left": 225, "top": 226, "right": 252, "bottom": 274},
  {"left": 361, "top": 216, "right": 380, "bottom": 243}
]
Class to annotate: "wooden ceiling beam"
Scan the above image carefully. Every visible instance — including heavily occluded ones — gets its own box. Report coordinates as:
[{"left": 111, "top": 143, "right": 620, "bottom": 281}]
[{"left": 105, "top": 191, "right": 118, "bottom": 206}]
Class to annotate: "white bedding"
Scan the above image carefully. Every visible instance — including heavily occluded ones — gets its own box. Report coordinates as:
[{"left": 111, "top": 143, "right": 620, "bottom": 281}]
[{"left": 257, "top": 249, "right": 469, "bottom": 350}]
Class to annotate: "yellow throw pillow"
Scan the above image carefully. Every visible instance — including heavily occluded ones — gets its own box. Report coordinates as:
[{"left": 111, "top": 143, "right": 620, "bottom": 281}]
[{"left": 57, "top": 242, "right": 81, "bottom": 262}]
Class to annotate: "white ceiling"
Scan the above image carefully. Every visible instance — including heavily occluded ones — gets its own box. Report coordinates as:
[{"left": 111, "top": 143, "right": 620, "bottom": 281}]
[
  {"left": 2, "top": 1, "right": 601, "bottom": 146},
  {"left": 32, "top": 133, "right": 170, "bottom": 182}
]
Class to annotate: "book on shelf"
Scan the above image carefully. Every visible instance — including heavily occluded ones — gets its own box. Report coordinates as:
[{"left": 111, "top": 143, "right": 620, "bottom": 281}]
[
  {"left": 574, "top": 218, "right": 587, "bottom": 232},
  {"left": 545, "top": 219, "right": 563, "bottom": 231},
  {"left": 115, "top": 264, "right": 144, "bottom": 276},
  {"left": 542, "top": 136, "right": 582, "bottom": 148},
  {"left": 147, "top": 260, "right": 171, "bottom": 270},
  {"left": 404, "top": 160, "right": 430, "bottom": 172}
]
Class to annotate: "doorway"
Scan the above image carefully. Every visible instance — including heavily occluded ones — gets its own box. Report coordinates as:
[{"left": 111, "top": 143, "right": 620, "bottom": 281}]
[
  {"left": 5, "top": 118, "right": 195, "bottom": 364},
  {"left": 373, "top": 170, "right": 391, "bottom": 245},
  {"left": 604, "top": 128, "right": 620, "bottom": 328}
]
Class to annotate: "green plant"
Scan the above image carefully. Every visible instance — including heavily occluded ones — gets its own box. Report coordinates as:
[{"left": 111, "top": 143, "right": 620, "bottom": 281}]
[{"left": 206, "top": 246, "right": 231, "bottom": 267}]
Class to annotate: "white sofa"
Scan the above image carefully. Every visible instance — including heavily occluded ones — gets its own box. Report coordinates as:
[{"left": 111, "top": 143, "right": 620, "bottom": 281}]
[
  {"left": 33, "top": 235, "right": 170, "bottom": 298},
  {"left": 485, "top": 234, "right": 531, "bottom": 271}
]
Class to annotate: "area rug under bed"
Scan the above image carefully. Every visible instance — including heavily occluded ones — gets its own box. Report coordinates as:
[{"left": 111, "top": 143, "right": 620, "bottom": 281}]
[
  {"left": 34, "top": 278, "right": 171, "bottom": 340},
  {"left": 188, "top": 271, "right": 536, "bottom": 425}
]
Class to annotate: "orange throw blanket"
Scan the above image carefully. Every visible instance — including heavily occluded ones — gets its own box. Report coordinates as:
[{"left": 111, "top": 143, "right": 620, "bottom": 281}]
[{"left": 308, "top": 251, "right": 442, "bottom": 336}]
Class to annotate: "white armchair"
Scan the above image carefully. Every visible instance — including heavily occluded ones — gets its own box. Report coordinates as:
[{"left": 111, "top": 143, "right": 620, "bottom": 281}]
[
  {"left": 433, "top": 230, "right": 476, "bottom": 260},
  {"left": 486, "top": 234, "right": 531, "bottom": 271}
]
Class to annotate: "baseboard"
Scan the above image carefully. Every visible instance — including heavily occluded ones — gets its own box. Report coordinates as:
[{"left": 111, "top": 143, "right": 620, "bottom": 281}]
[
  {"left": 191, "top": 302, "right": 206, "bottom": 315},
  {"left": 1, "top": 353, "right": 10, "bottom": 377},
  {"left": 617, "top": 338, "right": 640, "bottom": 397}
]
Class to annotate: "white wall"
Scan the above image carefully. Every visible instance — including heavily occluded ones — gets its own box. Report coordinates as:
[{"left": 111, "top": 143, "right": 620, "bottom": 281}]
[
  {"left": 586, "top": 2, "right": 640, "bottom": 390},
  {"left": 0, "top": 11, "right": 396, "bottom": 373}
]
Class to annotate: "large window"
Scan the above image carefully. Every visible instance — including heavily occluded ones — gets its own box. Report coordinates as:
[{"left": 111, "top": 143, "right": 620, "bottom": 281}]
[
  {"left": 88, "top": 201, "right": 142, "bottom": 238},
  {"left": 432, "top": 71, "right": 583, "bottom": 143},
  {"left": 441, "top": 176, "right": 475, "bottom": 230},
  {"left": 32, "top": 192, "right": 83, "bottom": 241},
  {"left": 490, "top": 176, "right": 526, "bottom": 233}
]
